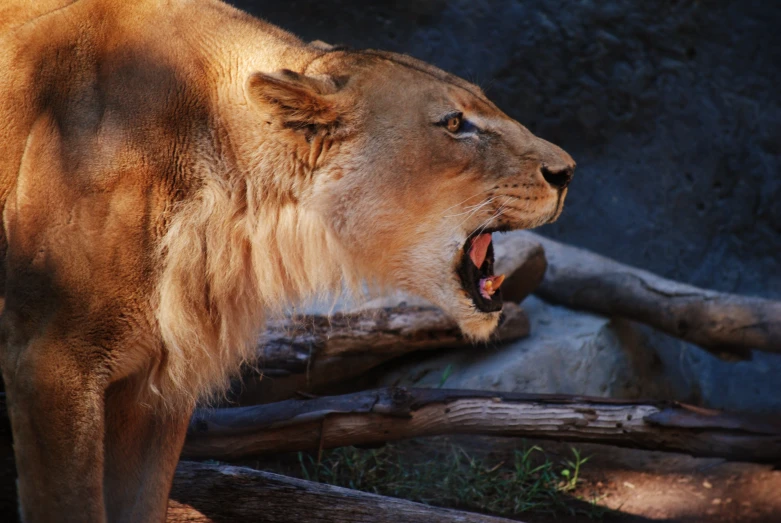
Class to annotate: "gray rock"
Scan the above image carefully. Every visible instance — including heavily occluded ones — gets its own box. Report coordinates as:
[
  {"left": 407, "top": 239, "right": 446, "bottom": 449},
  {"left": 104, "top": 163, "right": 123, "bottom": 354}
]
[
  {"left": 374, "top": 296, "right": 781, "bottom": 414},
  {"left": 641, "top": 324, "right": 781, "bottom": 414},
  {"left": 374, "top": 295, "right": 678, "bottom": 399}
]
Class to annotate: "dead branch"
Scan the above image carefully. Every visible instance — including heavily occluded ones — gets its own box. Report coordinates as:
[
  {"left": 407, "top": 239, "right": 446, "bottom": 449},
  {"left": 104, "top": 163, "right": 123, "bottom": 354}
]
[
  {"left": 168, "top": 461, "right": 519, "bottom": 523},
  {"left": 516, "top": 231, "right": 781, "bottom": 359},
  {"left": 243, "top": 302, "right": 528, "bottom": 403},
  {"left": 185, "top": 387, "right": 781, "bottom": 464}
]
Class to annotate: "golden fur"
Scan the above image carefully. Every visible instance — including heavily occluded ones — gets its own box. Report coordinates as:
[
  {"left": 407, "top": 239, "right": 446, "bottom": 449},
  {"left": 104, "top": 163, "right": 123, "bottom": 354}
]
[{"left": 0, "top": 0, "right": 574, "bottom": 521}]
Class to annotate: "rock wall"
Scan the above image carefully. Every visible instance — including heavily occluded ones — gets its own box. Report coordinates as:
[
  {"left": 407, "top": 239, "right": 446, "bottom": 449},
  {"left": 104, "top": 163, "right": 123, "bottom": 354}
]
[{"left": 229, "top": 0, "right": 781, "bottom": 298}]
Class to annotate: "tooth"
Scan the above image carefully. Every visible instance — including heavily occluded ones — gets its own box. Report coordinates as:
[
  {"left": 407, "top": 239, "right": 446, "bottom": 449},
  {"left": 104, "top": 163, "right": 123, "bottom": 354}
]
[
  {"left": 480, "top": 282, "right": 491, "bottom": 300},
  {"left": 479, "top": 275, "right": 506, "bottom": 301}
]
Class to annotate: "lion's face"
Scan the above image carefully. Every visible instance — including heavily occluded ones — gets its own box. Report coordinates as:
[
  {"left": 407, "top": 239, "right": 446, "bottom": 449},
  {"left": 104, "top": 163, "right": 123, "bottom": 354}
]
[{"left": 248, "top": 51, "right": 575, "bottom": 339}]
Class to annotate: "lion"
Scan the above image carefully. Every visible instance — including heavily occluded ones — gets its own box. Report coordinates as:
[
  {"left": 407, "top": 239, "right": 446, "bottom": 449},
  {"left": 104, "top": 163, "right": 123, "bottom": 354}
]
[{"left": 0, "top": 0, "right": 574, "bottom": 521}]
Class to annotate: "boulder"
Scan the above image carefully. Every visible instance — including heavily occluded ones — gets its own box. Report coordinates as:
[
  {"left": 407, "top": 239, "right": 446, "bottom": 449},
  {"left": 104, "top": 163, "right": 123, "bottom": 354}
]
[
  {"left": 374, "top": 296, "right": 677, "bottom": 399},
  {"left": 373, "top": 296, "right": 781, "bottom": 414}
]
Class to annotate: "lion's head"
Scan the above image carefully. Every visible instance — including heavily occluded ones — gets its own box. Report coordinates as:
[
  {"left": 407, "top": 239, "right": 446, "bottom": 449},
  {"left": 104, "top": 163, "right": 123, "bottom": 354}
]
[{"left": 247, "top": 49, "right": 574, "bottom": 340}]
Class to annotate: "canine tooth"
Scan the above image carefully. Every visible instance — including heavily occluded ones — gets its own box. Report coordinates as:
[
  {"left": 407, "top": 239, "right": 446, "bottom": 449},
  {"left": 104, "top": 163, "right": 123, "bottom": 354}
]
[{"left": 479, "top": 275, "right": 506, "bottom": 300}]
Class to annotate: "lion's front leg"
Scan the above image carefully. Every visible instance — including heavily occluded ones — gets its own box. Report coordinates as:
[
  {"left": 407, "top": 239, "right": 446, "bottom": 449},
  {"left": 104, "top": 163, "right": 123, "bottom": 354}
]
[
  {"left": 103, "top": 377, "right": 193, "bottom": 523},
  {"left": 2, "top": 336, "right": 108, "bottom": 523}
]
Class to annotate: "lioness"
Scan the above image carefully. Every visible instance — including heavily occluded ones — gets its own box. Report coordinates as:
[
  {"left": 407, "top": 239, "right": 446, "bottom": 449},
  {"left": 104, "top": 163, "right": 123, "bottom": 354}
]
[{"left": 0, "top": 0, "right": 574, "bottom": 521}]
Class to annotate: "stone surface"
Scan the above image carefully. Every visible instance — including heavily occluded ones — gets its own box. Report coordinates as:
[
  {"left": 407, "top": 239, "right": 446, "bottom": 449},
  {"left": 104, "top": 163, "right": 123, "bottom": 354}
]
[
  {"left": 642, "top": 323, "right": 781, "bottom": 414},
  {"left": 373, "top": 295, "right": 679, "bottom": 400},
  {"left": 373, "top": 295, "right": 781, "bottom": 414},
  {"left": 228, "top": 0, "right": 781, "bottom": 299}
]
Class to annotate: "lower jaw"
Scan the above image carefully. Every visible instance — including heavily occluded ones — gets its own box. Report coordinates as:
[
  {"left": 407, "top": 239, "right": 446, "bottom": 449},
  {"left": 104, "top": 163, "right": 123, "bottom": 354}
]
[{"left": 454, "top": 307, "right": 502, "bottom": 341}]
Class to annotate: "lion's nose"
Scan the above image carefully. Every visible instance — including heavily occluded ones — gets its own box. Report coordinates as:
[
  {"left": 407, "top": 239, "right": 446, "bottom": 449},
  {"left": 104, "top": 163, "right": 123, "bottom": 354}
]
[{"left": 541, "top": 164, "right": 574, "bottom": 190}]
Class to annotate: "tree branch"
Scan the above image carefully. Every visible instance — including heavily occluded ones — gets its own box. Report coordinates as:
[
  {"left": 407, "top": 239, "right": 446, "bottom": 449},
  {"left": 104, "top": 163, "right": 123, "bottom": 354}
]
[
  {"left": 515, "top": 232, "right": 781, "bottom": 359},
  {"left": 243, "top": 302, "right": 528, "bottom": 403},
  {"left": 185, "top": 388, "right": 781, "bottom": 464}
]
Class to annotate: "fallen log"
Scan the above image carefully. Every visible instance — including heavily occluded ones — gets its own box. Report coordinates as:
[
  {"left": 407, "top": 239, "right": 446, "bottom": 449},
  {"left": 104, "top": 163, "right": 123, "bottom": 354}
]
[
  {"left": 168, "top": 461, "right": 518, "bottom": 523},
  {"left": 185, "top": 387, "right": 781, "bottom": 464},
  {"left": 259, "top": 302, "right": 529, "bottom": 377},
  {"left": 517, "top": 231, "right": 781, "bottom": 359},
  {"left": 241, "top": 302, "right": 528, "bottom": 403}
]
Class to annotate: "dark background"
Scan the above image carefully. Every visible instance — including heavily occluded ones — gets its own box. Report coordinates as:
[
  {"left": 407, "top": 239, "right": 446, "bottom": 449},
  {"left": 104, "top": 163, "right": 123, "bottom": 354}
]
[{"left": 228, "top": 0, "right": 781, "bottom": 299}]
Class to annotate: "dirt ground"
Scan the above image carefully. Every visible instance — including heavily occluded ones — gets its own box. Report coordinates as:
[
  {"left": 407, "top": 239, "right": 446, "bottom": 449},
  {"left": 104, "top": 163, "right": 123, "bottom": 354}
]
[
  {"left": 469, "top": 437, "right": 781, "bottom": 523},
  {"left": 0, "top": 433, "right": 779, "bottom": 521},
  {"left": 244, "top": 434, "right": 781, "bottom": 523}
]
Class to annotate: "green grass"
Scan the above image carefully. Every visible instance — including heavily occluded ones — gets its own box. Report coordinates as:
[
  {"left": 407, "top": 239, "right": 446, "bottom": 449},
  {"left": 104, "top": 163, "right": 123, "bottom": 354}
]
[{"left": 296, "top": 442, "right": 604, "bottom": 519}]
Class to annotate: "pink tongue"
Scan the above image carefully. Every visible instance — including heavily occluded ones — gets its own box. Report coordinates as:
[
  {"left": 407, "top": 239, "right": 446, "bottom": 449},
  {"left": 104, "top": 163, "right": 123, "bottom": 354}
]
[{"left": 469, "top": 233, "right": 492, "bottom": 268}]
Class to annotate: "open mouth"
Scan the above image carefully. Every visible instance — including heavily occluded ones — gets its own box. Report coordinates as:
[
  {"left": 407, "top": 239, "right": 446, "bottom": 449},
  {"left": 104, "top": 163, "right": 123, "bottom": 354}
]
[{"left": 456, "top": 230, "right": 506, "bottom": 313}]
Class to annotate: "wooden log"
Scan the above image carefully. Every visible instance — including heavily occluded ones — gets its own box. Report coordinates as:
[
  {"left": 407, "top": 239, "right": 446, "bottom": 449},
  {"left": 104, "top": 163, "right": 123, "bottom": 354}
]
[
  {"left": 185, "top": 387, "right": 781, "bottom": 464},
  {"left": 259, "top": 302, "right": 529, "bottom": 377},
  {"left": 518, "top": 231, "right": 781, "bottom": 359},
  {"left": 241, "top": 302, "right": 528, "bottom": 403},
  {"left": 491, "top": 231, "right": 547, "bottom": 302},
  {"left": 168, "top": 461, "right": 518, "bottom": 523}
]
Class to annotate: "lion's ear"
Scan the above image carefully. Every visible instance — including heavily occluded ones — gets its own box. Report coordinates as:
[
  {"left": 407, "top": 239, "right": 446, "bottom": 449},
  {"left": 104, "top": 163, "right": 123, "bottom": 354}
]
[{"left": 246, "top": 70, "right": 342, "bottom": 130}]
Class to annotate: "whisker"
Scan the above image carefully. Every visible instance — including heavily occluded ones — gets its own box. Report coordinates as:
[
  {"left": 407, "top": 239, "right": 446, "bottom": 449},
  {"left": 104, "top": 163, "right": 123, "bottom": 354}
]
[
  {"left": 439, "top": 187, "right": 496, "bottom": 216},
  {"left": 454, "top": 197, "right": 498, "bottom": 229},
  {"left": 473, "top": 197, "right": 512, "bottom": 236},
  {"left": 444, "top": 198, "right": 500, "bottom": 218},
  {"left": 474, "top": 209, "right": 502, "bottom": 236}
]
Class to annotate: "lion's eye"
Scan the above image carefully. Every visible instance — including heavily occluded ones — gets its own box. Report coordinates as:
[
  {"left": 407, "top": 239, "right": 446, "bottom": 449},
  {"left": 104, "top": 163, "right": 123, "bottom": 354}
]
[
  {"left": 439, "top": 112, "right": 477, "bottom": 135},
  {"left": 446, "top": 114, "right": 462, "bottom": 133}
]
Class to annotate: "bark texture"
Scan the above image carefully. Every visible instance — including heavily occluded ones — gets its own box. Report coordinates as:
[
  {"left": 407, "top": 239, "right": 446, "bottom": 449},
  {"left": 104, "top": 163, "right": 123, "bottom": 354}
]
[
  {"left": 168, "top": 461, "right": 518, "bottom": 523},
  {"left": 245, "top": 302, "right": 528, "bottom": 403},
  {"left": 185, "top": 388, "right": 781, "bottom": 464},
  {"left": 520, "top": 232, "right": 781, "bottom": 359}
]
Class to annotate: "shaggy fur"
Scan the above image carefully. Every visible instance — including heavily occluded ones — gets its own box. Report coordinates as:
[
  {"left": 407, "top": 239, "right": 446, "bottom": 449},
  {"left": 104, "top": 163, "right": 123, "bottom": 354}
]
[{"left": 155, "top": 175, "right": 358, "bottom": 407}]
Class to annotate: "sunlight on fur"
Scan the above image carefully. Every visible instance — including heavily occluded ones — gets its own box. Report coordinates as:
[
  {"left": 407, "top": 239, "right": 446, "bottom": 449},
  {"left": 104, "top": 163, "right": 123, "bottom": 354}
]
[{"left": 154, "top": 173, "right": 363, "bottom": 409}]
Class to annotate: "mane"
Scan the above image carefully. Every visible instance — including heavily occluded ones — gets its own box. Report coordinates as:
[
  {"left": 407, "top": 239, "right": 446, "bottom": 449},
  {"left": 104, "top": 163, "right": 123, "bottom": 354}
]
[{"left": 150, "top": 155, "right": 359, "bottom": 409}]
